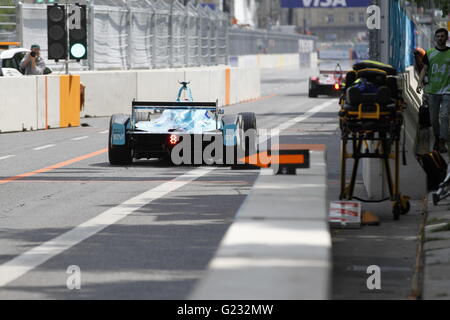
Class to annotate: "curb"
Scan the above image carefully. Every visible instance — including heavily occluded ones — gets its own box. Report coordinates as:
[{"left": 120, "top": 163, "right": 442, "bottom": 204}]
[{"left": 190, "top": 150, "right": 331, "bottom": 300}]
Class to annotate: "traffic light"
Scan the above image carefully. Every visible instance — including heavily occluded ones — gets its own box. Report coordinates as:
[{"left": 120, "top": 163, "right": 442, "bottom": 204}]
[
  {"left": 35, "top": 0, "right": 56, "bottom": 4},
  {"left": 69, "top": 5, "right": 88, "bottom": 60},
  {"left": 47, "top": 4, "right": 67, "bottom": 61}
]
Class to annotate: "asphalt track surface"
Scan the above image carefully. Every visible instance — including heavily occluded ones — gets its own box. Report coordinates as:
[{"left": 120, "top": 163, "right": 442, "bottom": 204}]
[{"left": 0, "top": 67, "right": 421, "bottom": 299}]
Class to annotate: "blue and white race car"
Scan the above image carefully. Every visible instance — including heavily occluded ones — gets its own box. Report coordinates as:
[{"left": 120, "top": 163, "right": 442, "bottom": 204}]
[{"left": 108, "top": 87, "right": 257, "bottom": 165}]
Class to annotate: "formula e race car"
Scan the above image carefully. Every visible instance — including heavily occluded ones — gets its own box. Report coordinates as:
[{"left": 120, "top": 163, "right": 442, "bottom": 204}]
[
  {"left": 108, "top": 83, "right": 257, "bottom": 166},
  {"left": 308, "top": 62, "right": 346, "bottom": 98}
]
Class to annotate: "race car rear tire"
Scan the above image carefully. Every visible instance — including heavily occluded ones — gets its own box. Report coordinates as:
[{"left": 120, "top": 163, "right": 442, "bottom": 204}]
[
  {"left": 309, "top": 80, "right": 318, "bottom": 98},
  {"left": 108, "top": 118, "right": 133, "bottom": 165},
  {"left": 309, "top": 90, "right": 318, "bottom": 98},
  {"left": 109, "top": 145, "right": 132, "bottom": 165},
  {"left": 238, "top": 112, "right": 257, "bottom": 153},
  {"left": 234, "top": 112, "right": 257, "bottom": 165}
]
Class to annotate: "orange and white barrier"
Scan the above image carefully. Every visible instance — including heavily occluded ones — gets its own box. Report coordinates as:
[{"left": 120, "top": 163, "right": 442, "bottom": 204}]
[{"left": 0, "top": 75, "right": 81, "bottom": 133}]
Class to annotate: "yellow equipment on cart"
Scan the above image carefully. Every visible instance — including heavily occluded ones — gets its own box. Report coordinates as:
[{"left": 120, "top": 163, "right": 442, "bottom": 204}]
[{"left": 338, "top": 61, "right": 410, "bottom": 220}]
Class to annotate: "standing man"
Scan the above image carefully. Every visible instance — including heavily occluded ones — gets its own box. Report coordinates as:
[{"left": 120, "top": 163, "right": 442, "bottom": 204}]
[
  {"left": 417, "top": 28, "right": 450, "bottom": 153},
  {"left": 19, "top": 44, "right": 47, "bottom": 75}
]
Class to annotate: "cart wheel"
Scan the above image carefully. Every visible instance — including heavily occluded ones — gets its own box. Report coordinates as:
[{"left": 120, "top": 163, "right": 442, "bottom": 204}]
[
  {"left": 400, "top": 195, "right": 411, "bottom": 215},
  {"left": 401, "top": 201, "right": 410, "bottom": 215},
  {"left": 393, "top": 202, "right": 401, "bottom": 221},
  {"left": 432, "top": 193, "right": 440, "bottom": 206}
]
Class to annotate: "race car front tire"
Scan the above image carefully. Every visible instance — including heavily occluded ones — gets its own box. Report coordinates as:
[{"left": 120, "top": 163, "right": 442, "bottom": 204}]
[{"left": 109, "top": 144, "right": 132, "bottom": 165}]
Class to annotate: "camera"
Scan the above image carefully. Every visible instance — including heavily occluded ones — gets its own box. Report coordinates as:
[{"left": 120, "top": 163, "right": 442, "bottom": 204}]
[{"left": 30, "top": 52, "right": 36, "bottom": 58}]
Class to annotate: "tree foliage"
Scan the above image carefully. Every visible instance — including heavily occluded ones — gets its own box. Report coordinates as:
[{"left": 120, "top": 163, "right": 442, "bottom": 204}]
[{"left": 0, "top": 7, "right": 15, "bottom": 32}]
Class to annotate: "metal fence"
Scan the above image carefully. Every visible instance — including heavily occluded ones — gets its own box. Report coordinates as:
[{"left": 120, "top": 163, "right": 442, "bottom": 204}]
[
  {"left": 8, "top": 0, "right": 228, "bottom": 71},
  {"left": 1, "top": 0, "right": 312, "bottom": 71}
]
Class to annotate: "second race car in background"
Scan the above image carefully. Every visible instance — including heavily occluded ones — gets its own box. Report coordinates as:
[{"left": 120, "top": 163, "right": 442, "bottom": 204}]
[{"left": 308, "top": 62, "right": 347, "bottom": 98}]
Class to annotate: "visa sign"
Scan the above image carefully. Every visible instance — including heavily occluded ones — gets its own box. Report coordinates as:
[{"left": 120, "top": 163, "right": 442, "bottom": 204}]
[{"left": 280, "top": 0, "right": 370, "bottom": 8}]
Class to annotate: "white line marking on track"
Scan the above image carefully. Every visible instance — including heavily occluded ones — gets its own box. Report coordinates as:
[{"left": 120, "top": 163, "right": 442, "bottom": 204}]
[
  {"left": 98, "top": 130, "right": 109, "bottom": 134},
  {"left": 0, "top": 155, "right": 15, "bottom": 161},
  {"left": 71, "top": 136, "right": 89, "bottom": 141},
  {"left": 0, "top": 166, "right": 215, "bottom": 287},
  {"left": 259, "top": 100, "right": 337, "bottom": 144},
  {"left": 33, "top": 144, "right": 56, "bottom": 151}
]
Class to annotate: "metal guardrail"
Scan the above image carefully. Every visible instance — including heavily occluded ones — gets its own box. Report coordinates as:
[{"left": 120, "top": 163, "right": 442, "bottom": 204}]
[
  {"left": 4, "top": 0, "right": 229, "bottom": 71},
  {"left": 1, "top": 0, "right": 313, "bottom": 71}
]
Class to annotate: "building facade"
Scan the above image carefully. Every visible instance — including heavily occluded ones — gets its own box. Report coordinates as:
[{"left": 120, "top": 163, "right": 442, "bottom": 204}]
[{"left": 281, "top": 6, "right": 368, "bottom": 41}]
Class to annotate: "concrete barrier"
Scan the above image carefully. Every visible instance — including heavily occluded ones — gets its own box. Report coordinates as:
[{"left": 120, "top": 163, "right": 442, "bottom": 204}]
[
  {"left": 0, "top": 75, "right": 80, "bottom": 132},
  {"left": 0, "top": 76, "right": 37, "bottom": 133},
  {"left": 77, "top": 71, "right": 138, "bottom": 117},
  {"left": 362, "top": 67, "right": 427, "bottom": 200},
  {"left": 77, "top": 66, "right": 260, "bottom": 117},
  {"left": 190, "top": 149, "right": 331, "bottom": 300},
  {"left": 36, "top": 76, "right": 60, "bottom": 130}
]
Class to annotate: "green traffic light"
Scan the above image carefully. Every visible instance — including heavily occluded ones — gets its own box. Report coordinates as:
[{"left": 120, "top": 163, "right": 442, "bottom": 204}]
[{"left": 70, "top": 43, "right": 86, "bottom": 60}]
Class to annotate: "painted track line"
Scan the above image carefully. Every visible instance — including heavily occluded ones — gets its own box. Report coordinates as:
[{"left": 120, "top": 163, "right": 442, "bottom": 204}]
[
  {"left": 0, "top": 166, "right": 215, "bottom": 288},
  {"left": 33, "top": 144, "right": 55, "bottom": 151},
  {"left": 0, "top": 155, "right": 15, "bottom": 161},
  {"left": 259, "top": 99, "right": 337, "bottom": 144},
  {"left": 71, "top": 136, "right": 89, "bottom": 141},
  {"left": 0, "top": 148, "right": 107, "bottom": 185}
]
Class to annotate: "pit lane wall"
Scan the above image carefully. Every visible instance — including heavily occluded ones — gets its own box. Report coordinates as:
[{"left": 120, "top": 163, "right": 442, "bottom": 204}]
[
  {"left": 0, "top": 75, "right": 80, "bottom": 133},
  {"left": 191, "top": 149, "right": 331, "bottom": 300},
  {"left": 78, "top": 66, "right": 260, "bottom": 118},
  {"left": 362, "top": 66, "right": 427, "bottom": 200},
  {"left": 0, "top": 66, "right": 260, "bottom": 132}
]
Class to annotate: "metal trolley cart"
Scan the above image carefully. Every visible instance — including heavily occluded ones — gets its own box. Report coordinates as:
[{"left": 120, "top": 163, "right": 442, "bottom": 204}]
[{"left": 338, "top": 61, "right": 411, "bottom": 220}]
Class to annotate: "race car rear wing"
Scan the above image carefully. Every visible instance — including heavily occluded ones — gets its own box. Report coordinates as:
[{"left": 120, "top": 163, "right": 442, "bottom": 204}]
[
  {"left": 131, "top": 100, "right": 222, "bottom": 129},
  {"left": 132, "top": 100, "right": 221, "bottom": 113}
]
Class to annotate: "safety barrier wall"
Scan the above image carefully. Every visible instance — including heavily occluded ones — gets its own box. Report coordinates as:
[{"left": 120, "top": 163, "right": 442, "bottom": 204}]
[
  {"left": 362, "top": 67, "right": 427, "bottom": 200},
  {"left": 0, "top": 75, "right": 80, "bottom": 133},
  {"left": 191, "top": 150, "right": 331, "bottom": 299},
  {"left": 0, "top": 76, "right": 37, "bottom": 133},
  {"left": 399, "top": 67, "right": 428, "bottom": 198},
  {"left": 0, "top": 66, "right": 260, "bottom": 133},
  {"left": 229, "top": 53, "right": 300, "bottom": 69},
  {"left": 76, "top": 66, "right": 261, "bottom": 117}
]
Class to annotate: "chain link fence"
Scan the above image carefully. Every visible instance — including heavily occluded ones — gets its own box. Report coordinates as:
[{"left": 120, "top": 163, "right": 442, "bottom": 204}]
[
  {"left": 2, "top": 0, "right": 311, "bottom": 71},
  {"left": 6, "top": 0, "right": 229, "bottom": 71}
]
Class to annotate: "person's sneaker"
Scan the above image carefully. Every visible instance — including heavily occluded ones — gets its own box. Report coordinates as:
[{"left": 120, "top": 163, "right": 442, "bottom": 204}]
[
  {"left": 439, "top": 139, "right": 448, "bottom": 153},
  {"left": 433, "top": 142, "right": 440, "bottom": 151},
  {"left": 433, "top": 136, "right": 440, "bottom": 151}
]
